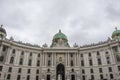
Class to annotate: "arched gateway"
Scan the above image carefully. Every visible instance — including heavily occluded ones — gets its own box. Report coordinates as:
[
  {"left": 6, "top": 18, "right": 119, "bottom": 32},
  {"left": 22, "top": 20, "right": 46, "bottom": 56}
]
[{"left": 56, "top": 63, "right": 65, "bottom": 80}]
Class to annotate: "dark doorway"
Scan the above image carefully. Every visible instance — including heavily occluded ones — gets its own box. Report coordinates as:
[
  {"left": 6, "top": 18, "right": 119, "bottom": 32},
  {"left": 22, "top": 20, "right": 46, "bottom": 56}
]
[
  {"left": 56, "top": 63, "right": 65, "bottom": 80},
  {"left": 47, "top": 75, "right": 50, "bottom": 80},
  {"left": 71, "top": 75, "right": 75, "bottom": 80}
]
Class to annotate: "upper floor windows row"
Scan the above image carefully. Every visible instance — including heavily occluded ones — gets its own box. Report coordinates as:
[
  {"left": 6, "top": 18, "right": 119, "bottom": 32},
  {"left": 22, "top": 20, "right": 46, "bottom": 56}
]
[
  {"left": 81, "top": 51, "right": 109, "bottom": 58},
  {"left": 11, "top": 49, "right": 41, "bottom": 57}
]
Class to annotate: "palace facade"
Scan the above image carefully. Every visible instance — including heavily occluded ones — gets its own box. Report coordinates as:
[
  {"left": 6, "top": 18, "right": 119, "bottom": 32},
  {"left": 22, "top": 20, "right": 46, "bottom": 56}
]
[{"left": 0, "top": 25, "right": 120, "bottom": 80}]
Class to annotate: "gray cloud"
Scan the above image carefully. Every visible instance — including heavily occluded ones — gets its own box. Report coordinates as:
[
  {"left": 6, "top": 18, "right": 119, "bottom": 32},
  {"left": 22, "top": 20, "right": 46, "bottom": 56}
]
[{"left": 0, "top": 0, "right": 120, "bottom": 46}]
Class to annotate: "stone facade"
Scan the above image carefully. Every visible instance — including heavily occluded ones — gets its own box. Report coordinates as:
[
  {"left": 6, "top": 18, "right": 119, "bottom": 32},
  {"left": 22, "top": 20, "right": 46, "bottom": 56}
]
[{"left": 0, "top": 27, "right": 120, "bottom": 80}]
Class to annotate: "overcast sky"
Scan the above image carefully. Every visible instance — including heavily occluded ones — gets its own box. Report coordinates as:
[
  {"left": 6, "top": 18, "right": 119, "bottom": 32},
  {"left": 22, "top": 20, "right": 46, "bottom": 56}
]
[{"left": 0, "top": 0, "right": 120, "bottom": 46}]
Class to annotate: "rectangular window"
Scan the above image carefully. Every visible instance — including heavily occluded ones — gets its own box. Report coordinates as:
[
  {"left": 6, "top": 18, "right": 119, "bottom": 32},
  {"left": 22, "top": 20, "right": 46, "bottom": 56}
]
[
  {"left": 97, "top": 51, "right": 100, "bottom": 55},
  {"left": 8, "top": 67, "right": 12, "bottom": 72},
  {"left": 19, "top": 58, "right": 23, "bottom": 65},
  {"left": 2, "top": 46, "right": 7, "bottom": 52},
  {"left": 108, "top": 67, "right": 112, "bottom": 72},
  {"left": 21, "top": 51, "right": 24, "bottom": 55},
  {"left": 90, "top": 69, "right": 94, "bottom": 73},
  {"left": 12, "top": 49, "right": 16, "bottom": 53},
  {"left": 82, "top": 75, "right": 85, "bottom": 80},
  {"left": 30, "top": 52, "right": 32, "bottom": 56},
  {"left": 47, "top": 75, "right": 50, "bottom": 80},
  {"left": 0, "top": 56, "right": 4, "bottom": 62},
  {"left": 18, "top": 68, "right": 22, "bottom": 73},
  {"left": 81, "top": 60, "right": 84, "bottom": 66},
  {"left": 91, "top": 75, "right": 94, "bottom": 80},
  {"left": 27, "top": 75, "right": 30, "bottom": 80},
  {"left": 107, "top": 60, "right": 110, "bottom": 64},
  {"left": 10, "top": 57, "right": 14, "bottom": 64},
  {"left": 7, "top": 74, "right": 11, "bottom": 79},
  {"left": 110, "top": 74, "right": 114, "bottom": 79},
  {"left": 37, "top": 60, "right": 40, "bottom": 66},
  {"left": 27, "top": 69, "right": 31, "bottom": 74},
  {"left": 38, "top": 54, "right": 40, "bottom": 57},
  {"left": 36, "top": 76, "right": 39, "bottom": 80},
  {"left": 89, "top": 59, "right": 93, "bottom": 66},
  {"left": 100, "top": 74, "right": 103, "bottom": 79},
  {"left": 36, "top": 69, "right": 39, "bottom": 74},
  {"left": 28, "top": 59, "right": 32, "bottom": 66},
  {"left": 82, "top": 69, "right": 85, "bottom": 74},
  {"left": 71, "top": 60, "right": 74, "bottom": 66},
  {"left": 17, "top": 75, "right": 21, "bottom": 80},
  {"left": 98, "top": 58, "right": 102, "bottom": 65},
  {"left": 0, "top": 66, "right": 3, "bottom": 71},
  {"left": 81, "top": 54, "right": 83, "bottom": 57},
  {"left": 89, "top": 53, "right": 91, "bottom": 57},
  {"left": 99, "top": 68, "right": 103, "bottom": 73},
  {"left": 48, "top": 60, "right": 51, "bottom": 66}
]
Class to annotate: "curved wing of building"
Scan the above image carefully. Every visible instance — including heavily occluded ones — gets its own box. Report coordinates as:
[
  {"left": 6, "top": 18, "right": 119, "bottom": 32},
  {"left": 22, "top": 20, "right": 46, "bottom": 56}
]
[{"left": 0, "top": 26, "right": 120, "bottom": 80}]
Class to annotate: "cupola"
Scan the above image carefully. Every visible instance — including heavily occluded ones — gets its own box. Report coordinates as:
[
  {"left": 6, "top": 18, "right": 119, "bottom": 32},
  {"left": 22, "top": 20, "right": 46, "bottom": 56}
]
[{"left": 51, "top": 30, "right": 69, "bottom": 47}]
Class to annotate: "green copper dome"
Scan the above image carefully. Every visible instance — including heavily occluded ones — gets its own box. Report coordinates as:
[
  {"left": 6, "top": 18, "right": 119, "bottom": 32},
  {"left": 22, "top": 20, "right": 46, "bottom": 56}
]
[
  {"left": 112, "top": 29, "right": 120, "bottom": 38},
  {"left": 53, "top": 30, "right": 67, "bottom": 40}
]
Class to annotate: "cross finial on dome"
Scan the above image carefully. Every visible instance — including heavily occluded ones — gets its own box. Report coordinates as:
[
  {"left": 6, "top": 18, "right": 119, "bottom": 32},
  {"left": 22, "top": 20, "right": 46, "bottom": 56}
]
[
  {"left": 115, "top": 27, "right": 118, "bottom": 31},
  {"left": 59, "top": 29, "right": 61, "bottom": 33}
]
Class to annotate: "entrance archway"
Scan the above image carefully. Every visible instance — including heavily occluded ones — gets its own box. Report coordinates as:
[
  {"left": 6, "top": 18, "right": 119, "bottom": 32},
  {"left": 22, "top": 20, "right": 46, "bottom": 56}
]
[{"left": 56, "top": 63, "right": 65, "bottom": 80}]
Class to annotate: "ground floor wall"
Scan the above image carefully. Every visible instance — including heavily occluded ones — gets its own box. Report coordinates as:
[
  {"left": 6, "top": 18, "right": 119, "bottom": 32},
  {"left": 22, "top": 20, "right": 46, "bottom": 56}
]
[{"left": 0, "top": 64, "right": 120, "bottom": 80}]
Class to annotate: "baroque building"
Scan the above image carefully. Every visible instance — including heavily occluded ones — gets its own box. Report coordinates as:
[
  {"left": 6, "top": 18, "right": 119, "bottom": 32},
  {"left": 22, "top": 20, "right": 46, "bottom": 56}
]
[{"left": 0, "top": 25, "right": 120, "bottom": 80}]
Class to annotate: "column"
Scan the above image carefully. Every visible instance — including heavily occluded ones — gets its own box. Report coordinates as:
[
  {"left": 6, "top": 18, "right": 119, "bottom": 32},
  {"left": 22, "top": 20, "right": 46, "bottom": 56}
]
[
  {"left": 78, "top": 52, "right": 80, "bottom": 66},
  {"left": 42, "top": 53, "right": 44, "bottom": 66},
  {"left": 66, "top": 52, "right": 67, "bottom": 66},
  {"left": 5, "top": 47, "right": 11, "bottom": 64},
  {"left": 52, "top": 53, "right": 54, "bottom": 67},
  {"left": 54, "top": 53, "right": 56, "bottom": 66},
  {"left": 76, "top": 53, "right": 78, "bottom": 66},
  {"left": 75, "top": 52, "right": 77, "bottom": 66},
  {"left": 68, "top": 52, "right": 69, "bottom": 66},
  {"left": 45, "top": 53, "right": 46, "bottom": 67},
  {"left": 14, "top": 50, "right": 19, "bottom": 65},
  {"left": 0, "top": 45, "right": 3, "bottom": 56},
  {"left": 41, "top": 52, "right": 43, "bottom": 67}
]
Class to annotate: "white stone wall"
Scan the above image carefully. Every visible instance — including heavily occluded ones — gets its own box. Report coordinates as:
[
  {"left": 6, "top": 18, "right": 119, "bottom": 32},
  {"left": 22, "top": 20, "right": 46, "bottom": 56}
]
[{"left": 0, "top": 40, "right": 120, "bottom": 80}]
